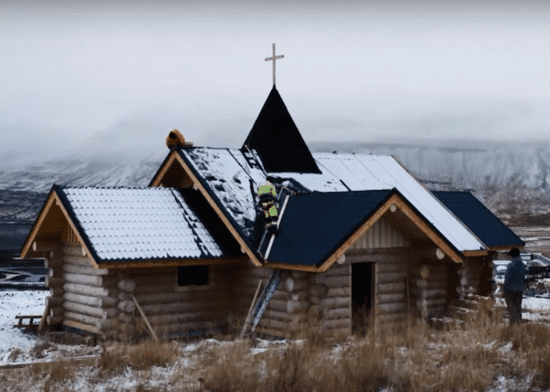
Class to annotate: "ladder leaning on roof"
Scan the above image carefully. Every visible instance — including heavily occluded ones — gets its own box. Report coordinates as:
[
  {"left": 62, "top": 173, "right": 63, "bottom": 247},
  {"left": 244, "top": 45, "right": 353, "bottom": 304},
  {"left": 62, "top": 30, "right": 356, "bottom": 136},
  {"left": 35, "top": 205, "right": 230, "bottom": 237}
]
[{"left": 240, "top": 270, "right": 281, "bottom": 338}]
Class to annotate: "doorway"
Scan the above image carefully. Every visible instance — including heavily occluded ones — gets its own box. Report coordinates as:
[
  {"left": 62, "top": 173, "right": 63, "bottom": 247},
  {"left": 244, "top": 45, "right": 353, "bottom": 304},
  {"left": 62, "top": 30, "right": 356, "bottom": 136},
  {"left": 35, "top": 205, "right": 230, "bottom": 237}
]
[{"left": 351, "top": 262, "right": 374, "bottom": 335}]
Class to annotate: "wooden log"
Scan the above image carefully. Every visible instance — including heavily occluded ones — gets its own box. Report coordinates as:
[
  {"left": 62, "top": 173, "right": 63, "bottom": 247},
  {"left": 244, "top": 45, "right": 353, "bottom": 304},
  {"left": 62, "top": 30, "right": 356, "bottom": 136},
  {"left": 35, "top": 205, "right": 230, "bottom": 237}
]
[
  {"left": 63, "top": 283, "right": 116, "bottom": 298},
  {"left": 63, "top": 292, "right": 117, "bottom": 308},
  {"left": 376, "top": 262, "right": 406, "bottom": 274},
  {"left": 262, "top": 309, "right": 291, "bottom": 322},
  {"left": 44, "top": 257, "right": 62, "bottom": 269},
  {"left": 63, "top": 301, "right": 118, "bottom": 319},
  {"left": 117, "top": 279, "right": 136, "bottom": 293},
  {"left": 46, "top": 296, "right": 64, "bottom": 308},
  {"left": 117, "top": 301, "right": 135, "bottom": 313},
  {"left": 344, "top": 252, "right": 407, "bottom": 264},
  {"left": 287, "top": 300, "right": 308, "bottom": 314},
  {"left": 147, "top": 311, "right": 230, "bottom": 326},
  {"left": 322, "top": 318, "right": 350, "bottom": 329},
  {"left": 307, "top": 305, "right": 321, "bottom": 319},
  {"left": 309, "top": 295, "right": 320, "bottom": 305},
  {"left": 320, "top": 296, "right": 348, "bottom": 310},
  {"left": 265, "top": 299, "right": 288, "bottom": 313},
  {"left": 39, "top": 301, "right": 50, "bottom": 333},
  {"left": 425, "top": 298, "right": 447, "bottom": 308},
  {"left": 313, "top": 275, "right": 350, "bottom": 288},
  {"left": 49, "top": 307, "right": 64, "bottom": 317},
  {"left": 377, "top": 303, "right": 407, "bottom": 314},
  {"left": 323, "top": 308, "right": 350, "bottom": 320},
  {"left": 147, "top": 320, "right": 227, "bottom": 336},
  {"left": 377, "top": 282, "right": 406, "bottom": 295},
  {"left": 48, "top": 269, "right": 64, "bottom": 278},
  {"left": 64, "top": 311, "right": 114, "bottom": 331},
  {"left": 321, "top": 265, "right": 349, "bottom": 277},
  {"left": 63, "top": 273, "right": 114, "bottom": 287},
  {"left": 309, "top": 284, "right": 329, "bottom": 297},
  {"left": 138, "top": 300, "right": 227, "bottom": 316},
  {"left": 130, "top": 275, "right": 175, "bottom": 286},
  {"left": 239, "top": 286, "right": 289, "bottom": 301},
  {"left": 117, "top": 312, "right": 133, "bottom": 324},
  {"left": 118, "top": 291, "right": 132, "bottom": 302},
  {"left": 63, "top": 244, "right": 86, "bottom": 256},
  {"left": 377, "top": 272, "right": 407, "bottom": 284},
  {"left": 62, "top": 319, "right": 100, "bottom": 335},
  {"left": 254, "top": 326, "right": 291, "bottom": 340},
  {"left": 45, "top": 277, "right": 64, "bottom": 288},
  {"left": 290, "top": 290, "right": 308, "bottom": 301},
  {"left": 46, "top": 315, "right": 63, "bottom": 325},
  {"left": 326, "top": 287, "right": 350, "bottom": 297},
  {"left": 63, "top": 255, "right": 92, "bottom": 266},
  {"left": 50, "top": 287, "right": 64, "bottom": 297},
  {"left": 285, "top": 277, "right": 309, "bottom": 292},
  {"left": 376, "top": 293, "right": 406, "bottom": 304},
  {"left": 258, "top": 318, "right": 295, "bottom": 331},
  {"left": 63, "top": 264, "right": 109, "bottom": 276},
  {"left": 376, "top": 312, "right": 410, "bottom": 324},
  {"left": 410, "top": 288, "right": 447, "bottom": 299}
]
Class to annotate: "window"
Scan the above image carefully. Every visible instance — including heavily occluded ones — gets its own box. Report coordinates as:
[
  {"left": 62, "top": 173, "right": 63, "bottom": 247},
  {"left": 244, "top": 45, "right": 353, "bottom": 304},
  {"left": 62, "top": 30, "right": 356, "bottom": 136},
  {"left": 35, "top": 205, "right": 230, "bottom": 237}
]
[{"left": 177, "top": 265, "right": 209, "bottom": 286}]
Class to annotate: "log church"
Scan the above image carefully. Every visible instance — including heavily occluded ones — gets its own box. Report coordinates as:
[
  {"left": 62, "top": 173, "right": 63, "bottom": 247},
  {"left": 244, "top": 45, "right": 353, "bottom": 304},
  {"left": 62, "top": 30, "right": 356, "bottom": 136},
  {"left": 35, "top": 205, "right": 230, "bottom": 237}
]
[{"left": 20, "top": 49, "right": 524, "bottom": 341}]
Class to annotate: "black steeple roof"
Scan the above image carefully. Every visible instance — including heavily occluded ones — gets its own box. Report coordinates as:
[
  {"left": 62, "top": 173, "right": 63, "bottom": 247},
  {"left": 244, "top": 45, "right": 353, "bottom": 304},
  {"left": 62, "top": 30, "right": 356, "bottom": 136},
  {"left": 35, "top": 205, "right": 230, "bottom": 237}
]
[{"left": 241, "top": 87, "right": 321, "bottom": 173}]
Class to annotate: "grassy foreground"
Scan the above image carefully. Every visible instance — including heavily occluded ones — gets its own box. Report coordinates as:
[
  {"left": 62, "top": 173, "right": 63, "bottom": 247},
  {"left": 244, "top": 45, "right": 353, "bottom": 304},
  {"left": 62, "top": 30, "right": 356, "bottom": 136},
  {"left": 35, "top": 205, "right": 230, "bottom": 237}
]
[{"left": 1, "top": 304, "right": 550, "bottom": 392}]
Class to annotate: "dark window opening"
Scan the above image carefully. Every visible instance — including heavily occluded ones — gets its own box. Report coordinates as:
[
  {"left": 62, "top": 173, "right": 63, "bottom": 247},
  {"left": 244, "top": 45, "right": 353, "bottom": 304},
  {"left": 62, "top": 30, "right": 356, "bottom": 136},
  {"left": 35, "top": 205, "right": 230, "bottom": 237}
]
[
  {"left": 177, "top": 265, "right": 209, "bottom": 286},
  {"left": 351, "top": 262, "right": 374, "bottom": 335}
]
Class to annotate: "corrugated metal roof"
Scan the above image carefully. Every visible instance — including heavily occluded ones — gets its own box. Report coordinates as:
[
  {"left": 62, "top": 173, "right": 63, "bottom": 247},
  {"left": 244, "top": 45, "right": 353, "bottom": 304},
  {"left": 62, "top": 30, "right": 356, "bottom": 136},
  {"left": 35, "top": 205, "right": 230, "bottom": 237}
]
[
  {"left": 57, "top": 186, "right": 232, "bottom": 263},
  {"left": 264, "top": 190, "right": 394, "bottom": 267},
  {"left": 433, "top": 191, "right": 525, "bottom": 249},
  {"left": 180, "top": 147, "right": 487, "bottom": 253}
]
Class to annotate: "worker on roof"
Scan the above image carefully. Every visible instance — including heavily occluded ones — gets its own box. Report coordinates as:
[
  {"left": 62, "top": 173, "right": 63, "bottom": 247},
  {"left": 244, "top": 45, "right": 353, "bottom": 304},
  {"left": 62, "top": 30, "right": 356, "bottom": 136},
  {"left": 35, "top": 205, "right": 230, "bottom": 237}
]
[{"left": 258, "top": 180, "right": 278, "bottom": 233}]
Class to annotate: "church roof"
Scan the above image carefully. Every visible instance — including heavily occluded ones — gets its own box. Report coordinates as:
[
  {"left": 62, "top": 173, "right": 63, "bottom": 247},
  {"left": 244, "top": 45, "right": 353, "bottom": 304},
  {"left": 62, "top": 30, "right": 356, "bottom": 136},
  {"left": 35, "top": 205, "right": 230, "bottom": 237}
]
[
  {"left": 259, "top": 190, "right": 394, "bottom": 267},
  {"left": 241, "top": 87, "right": 321, "bottom": 174},
  {"left": 27, "top": 186, "right": 240, "bottom": 264},
  {"left": 176, "top": 147, "right": 487, "bottom": 255},
  {"left": 432, "top": 191, "right": 525, "bottom": 249}
]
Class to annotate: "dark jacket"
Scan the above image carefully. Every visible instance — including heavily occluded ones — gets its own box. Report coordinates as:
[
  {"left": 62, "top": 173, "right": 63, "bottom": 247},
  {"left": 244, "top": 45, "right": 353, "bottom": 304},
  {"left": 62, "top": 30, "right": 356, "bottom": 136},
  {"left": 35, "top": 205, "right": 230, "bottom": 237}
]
[{"left": 503, "top": 257, "right": 526, "bottom": 293}]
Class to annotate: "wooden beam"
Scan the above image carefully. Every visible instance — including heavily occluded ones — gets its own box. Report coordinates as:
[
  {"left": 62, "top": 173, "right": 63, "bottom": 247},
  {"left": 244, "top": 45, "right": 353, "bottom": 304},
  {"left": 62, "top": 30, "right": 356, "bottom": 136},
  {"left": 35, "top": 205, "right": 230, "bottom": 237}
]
[
  {"left": 462, "top": 250, "right": 489, "bottom": 257},
  {"left": 149, "top": 150, "right": 178, "bottom": 187},
  {"left": 150, "top": 152, "right": 263, "bottom": 268},
  {"left": 20, "top": 190, "right": 57, "bottom": 259},
  {"left": 99, "top": 256, "right": 247, "bottom": 269},
  {"left": 391, "top": 197, "right": 464, "bottom": 264},
  {"left": 319, "top": 196, "right": 397, "bottom": 272},
  {"left": 131, "top": 294, "right": 159, "bottom": 342}
]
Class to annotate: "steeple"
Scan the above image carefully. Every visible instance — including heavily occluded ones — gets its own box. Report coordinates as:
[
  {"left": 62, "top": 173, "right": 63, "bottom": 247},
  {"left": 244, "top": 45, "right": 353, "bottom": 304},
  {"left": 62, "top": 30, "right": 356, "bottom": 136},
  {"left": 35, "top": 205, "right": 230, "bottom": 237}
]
[{"left": 242, "top": 87, "right": 321, "bottom": 174}]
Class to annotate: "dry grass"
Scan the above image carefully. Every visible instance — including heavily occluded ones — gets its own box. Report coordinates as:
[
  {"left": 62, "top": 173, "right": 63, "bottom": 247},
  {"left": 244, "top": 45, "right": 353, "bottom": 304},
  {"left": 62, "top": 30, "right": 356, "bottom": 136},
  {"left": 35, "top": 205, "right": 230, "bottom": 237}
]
[
  {"left": 97, "top": 339, "right": 180, "bottom": 373},
  {"left": 2, "top": 300, "right": 550, "bottom": 391}
]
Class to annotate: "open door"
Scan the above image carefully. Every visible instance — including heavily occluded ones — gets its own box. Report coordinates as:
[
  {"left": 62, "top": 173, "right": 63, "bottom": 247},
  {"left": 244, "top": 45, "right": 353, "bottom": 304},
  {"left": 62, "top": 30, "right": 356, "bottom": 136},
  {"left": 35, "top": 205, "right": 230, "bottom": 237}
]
[{"left": 352, "top": 262, "right": 374, "bottom": 335}]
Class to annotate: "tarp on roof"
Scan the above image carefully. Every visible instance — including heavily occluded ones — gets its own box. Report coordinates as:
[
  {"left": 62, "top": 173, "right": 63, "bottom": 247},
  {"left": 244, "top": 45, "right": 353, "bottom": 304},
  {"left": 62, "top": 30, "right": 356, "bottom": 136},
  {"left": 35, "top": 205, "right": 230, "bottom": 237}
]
[
  {"left": 432, "top": 191, "right": 525, "bottom": 249},
  {"left": 56, "top": 186, "right": 239, "bottom": 263},
  {"left": 179, "top": 147, "right": 487, "bottom": 253},
  {"left": 261, "top": 190, "right": 393, "bottom": 267},
  {"left": 241, "top": 87, "right": 321, "bottom": 174}
]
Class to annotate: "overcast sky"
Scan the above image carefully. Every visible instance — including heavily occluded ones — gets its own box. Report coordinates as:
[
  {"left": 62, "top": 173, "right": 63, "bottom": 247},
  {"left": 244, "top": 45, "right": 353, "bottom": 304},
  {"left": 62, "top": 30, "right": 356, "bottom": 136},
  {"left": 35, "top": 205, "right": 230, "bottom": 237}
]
[{"left": 1, "top": 0, "right": 550, "bottom": 166}]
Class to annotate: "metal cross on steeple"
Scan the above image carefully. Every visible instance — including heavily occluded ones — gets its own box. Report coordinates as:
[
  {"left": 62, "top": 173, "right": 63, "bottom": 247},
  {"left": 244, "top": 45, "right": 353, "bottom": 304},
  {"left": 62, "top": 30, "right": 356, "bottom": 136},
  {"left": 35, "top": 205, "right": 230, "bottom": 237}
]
[{"left": 264, "top": 43, "right": 284, "bottom": 86}]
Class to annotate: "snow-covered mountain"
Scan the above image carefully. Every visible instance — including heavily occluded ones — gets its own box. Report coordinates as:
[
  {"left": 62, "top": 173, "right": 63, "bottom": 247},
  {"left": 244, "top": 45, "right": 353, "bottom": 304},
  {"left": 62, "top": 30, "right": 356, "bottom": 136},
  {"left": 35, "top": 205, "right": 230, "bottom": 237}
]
[{"left": 1, "top": 140, "right": 550, "bottom": 224}]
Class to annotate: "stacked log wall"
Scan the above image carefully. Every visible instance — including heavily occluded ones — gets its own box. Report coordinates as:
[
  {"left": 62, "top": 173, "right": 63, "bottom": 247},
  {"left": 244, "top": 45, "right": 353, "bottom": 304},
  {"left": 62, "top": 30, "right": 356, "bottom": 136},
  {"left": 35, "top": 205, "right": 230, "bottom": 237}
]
[
  {"left": 58, "top": 244, "right": 119, "bottom": 339},
  {"left": 125, "top": 264, "right": 236, "bottom": 339},
  {"left": 409, "top": 259, "right": 449, "bottom": 318}
]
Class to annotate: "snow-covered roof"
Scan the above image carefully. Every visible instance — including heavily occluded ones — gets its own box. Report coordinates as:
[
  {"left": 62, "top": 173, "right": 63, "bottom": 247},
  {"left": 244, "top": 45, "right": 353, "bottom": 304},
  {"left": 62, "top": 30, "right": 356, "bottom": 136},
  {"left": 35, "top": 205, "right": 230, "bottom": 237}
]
[
  {"left": 179, "top": 147, "right": 486, "bottom": 253},
  {"left": 57, "top": 186, "right": 230, "bottom": 263}
]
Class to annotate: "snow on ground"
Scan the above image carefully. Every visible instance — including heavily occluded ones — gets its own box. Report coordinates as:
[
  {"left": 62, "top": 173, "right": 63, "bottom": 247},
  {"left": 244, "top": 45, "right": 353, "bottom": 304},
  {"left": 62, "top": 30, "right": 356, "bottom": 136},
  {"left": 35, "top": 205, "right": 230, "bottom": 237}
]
[
  {"left": 0, "top": 290, "right": 48, "bottom": 361},
  {"left": 0, "top": 290, "right": 550, "bottom": 391}
]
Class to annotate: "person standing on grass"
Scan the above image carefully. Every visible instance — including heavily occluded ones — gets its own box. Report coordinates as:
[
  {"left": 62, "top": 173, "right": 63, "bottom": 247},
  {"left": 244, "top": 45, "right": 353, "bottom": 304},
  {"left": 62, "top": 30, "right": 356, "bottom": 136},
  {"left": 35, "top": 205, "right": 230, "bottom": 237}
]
[{"left": 503, "top": 248, "right": 526, "bottom": 324}]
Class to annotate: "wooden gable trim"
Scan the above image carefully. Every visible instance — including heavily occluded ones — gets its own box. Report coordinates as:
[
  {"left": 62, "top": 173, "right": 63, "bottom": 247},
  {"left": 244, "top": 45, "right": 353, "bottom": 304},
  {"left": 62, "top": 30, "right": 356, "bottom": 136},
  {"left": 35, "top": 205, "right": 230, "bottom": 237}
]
[
  {"left": 462, "top": 250, "right": 489, "bottom": 257},
  {"left": 20, "top": 189, "right": 56, "bottom": 259},
  {"left": 149, "top": 150, "right": 183, "bottom": 187},
  {"left": 149, "top": 150, "right": 263, "bottom": 267},
  {"left": 318, "top": 193, "right": 465, "bottom": 273},
  {"left": 488, "top": 245, "right": 525, "bottom": 252},
  {"left": 98, "top": 256, "right": 248, "bottom": 269},
  {"left": 20, "top": 190, "right": 98, "bottom": 268}
]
